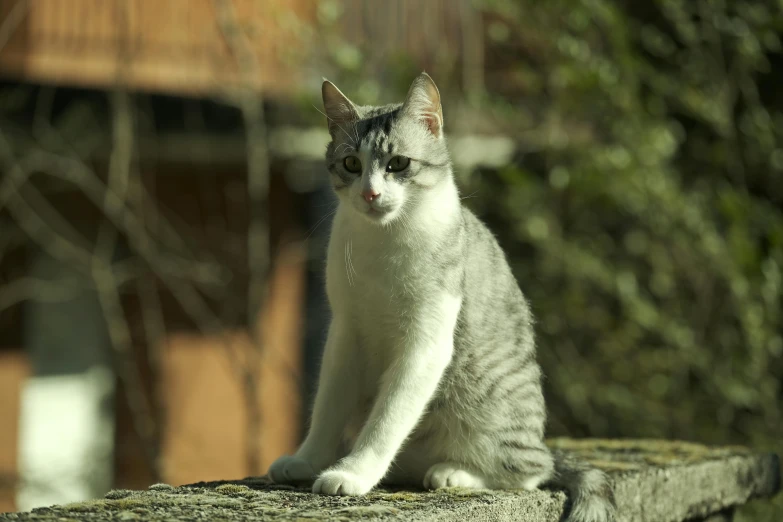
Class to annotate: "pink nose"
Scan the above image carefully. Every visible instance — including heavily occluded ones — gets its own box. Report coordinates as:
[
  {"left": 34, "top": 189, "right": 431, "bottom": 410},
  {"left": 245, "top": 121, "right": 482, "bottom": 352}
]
[{"left": 362, "top": 189, "right": 380, "bottom": 203}]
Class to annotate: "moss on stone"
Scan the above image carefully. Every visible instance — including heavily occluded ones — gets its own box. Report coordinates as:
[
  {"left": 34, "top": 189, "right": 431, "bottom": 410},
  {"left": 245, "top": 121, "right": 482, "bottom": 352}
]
[
  {"left": 579, "top": 459, "right": 641, "bottom": 472},
  {"left": 5, "top": 440, "right": 777, "bottom": 521},
  {"left": 443, "top": 487, "right": 493, "bottom": 497},
  {"left": 104, "top": 489, "right": 135, "bottom": 500},
  {"left": 337, "top": 505, "right": 401, "bottom": 515},
  {"left": 60, "top": 499, "right": 108, "bottom": 513},
  {"left": 215, "top": 484, "right": 254, "bottom": 497},
  {"left": 546, "top": 438, "right": 756, "bottom": 472},
  {"left": 376, "top": 491, "right": 421, "bottom": 502},
  {"left": 106, "top": 498, "right": 151, "bottom": 510},
  {"left": 148, "top": 483, "right": 175, "bottom": 492}
]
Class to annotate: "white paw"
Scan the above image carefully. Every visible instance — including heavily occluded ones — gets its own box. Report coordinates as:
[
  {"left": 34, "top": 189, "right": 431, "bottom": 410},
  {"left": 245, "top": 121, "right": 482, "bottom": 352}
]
[
  {"left": 268, "top": 455, "right": 316, "bottom": 484},
  {"left": 424, "top": 462, "right": 486, "bottom": 489},
  {"left": 313, "top": 469, "right": 374, "bottom": 496}
]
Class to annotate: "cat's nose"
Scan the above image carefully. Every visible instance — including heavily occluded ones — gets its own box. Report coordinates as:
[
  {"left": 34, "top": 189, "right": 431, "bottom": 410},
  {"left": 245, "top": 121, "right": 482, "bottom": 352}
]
[{"left": 362, "top": 189, "right": 380, "bottom": 202}]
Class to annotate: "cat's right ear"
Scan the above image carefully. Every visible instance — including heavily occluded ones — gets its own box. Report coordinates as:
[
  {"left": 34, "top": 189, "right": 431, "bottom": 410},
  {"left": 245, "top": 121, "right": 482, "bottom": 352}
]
[
  {"left": 401, "top": 72, "right": 443, "bottom": 138},
  {"left": 322, "top": 80, "right": 359, "bottom": 139}
]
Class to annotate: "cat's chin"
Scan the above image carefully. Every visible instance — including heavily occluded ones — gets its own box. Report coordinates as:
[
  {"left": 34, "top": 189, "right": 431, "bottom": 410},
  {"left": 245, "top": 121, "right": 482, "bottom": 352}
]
[{"left": 360, "top": 206, "right": 398, "bottom": 225}]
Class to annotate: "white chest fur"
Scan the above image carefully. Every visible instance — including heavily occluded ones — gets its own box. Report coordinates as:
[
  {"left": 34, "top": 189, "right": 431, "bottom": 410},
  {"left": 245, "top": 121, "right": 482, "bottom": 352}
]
[
  {"left": 325, "top": 187, "right": 461, "bottom": 393},
  {"left": 326, "top": 213, "right": 421, "bottom": 379}
]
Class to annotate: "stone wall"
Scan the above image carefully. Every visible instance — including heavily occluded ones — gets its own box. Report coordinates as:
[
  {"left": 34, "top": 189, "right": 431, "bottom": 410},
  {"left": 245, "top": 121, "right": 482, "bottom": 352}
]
[{"left": 2, "top": 440, "right": 779, "bottom": 522}]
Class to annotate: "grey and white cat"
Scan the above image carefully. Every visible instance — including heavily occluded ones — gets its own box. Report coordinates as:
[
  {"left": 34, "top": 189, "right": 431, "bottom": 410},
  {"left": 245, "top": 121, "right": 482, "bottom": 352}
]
[{"left": 268, "top": 73, "right": 615, "bottom": 522}]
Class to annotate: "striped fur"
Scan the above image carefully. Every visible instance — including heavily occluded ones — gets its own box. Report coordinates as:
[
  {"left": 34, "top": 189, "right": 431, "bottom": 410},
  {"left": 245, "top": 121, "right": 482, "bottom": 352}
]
[{"left": 268, "top": 73, "right": 616, "bottom": 522}]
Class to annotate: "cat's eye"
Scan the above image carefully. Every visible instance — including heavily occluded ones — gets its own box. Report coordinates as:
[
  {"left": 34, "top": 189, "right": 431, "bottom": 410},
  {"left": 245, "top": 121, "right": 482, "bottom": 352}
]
[
  {"left": 386, "top": 156, "right": 410, "bottom": 173},
  {"left": 343, "top": 156, "right": 362, "bottom": 173}
]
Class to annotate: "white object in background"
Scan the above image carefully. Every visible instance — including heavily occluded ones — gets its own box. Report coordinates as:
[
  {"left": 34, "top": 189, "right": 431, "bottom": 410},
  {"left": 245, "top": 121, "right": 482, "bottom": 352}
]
[{"left": 16, "top": 366, "right": 115, "bottom": 511}]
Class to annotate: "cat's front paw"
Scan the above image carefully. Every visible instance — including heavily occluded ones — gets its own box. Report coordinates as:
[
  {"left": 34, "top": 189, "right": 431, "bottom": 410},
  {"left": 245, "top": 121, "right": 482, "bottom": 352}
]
[
  {"left": 268, "top": 455, "right": 316, "bottom": 484},
  {"left": 312, "top": 469, "right": 374, "bottom": 496}
]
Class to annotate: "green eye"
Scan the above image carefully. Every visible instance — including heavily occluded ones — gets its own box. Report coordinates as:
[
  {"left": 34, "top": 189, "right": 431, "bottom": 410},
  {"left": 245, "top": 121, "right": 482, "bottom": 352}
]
[
  {"left": 343, "top": 156, "right": 362, "bottom": 173},
  {"left": 386, "top": 156, "right": 410, "bottom": 172}
]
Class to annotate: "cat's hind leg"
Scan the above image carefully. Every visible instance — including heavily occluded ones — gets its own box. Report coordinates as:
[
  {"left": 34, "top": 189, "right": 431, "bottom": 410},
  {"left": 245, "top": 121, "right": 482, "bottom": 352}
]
[
  {"left": 384, "top": 444, "right": 489, "bottom": 490},
  {"left": 387, "top": 425, "right": 555, "bottom": 491},
  {"left": 423, "top": 462, "right": 488, "bottom": 489}
]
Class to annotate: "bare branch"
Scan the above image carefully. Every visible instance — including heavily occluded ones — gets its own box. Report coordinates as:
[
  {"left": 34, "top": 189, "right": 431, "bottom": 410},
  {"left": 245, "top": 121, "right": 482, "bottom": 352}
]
[
  {"left": 92, "top": 259, "right": 161, "bottom": 480},
  {"left": 0, "top": 0, "right": 29, "bottom": 52},
  {"left": 214, "top": 0, "right": 270, "bottom": 475}
]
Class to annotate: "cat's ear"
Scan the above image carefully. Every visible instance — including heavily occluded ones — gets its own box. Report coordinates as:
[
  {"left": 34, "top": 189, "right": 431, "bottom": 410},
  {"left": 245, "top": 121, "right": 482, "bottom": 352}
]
[
  {"left": 322, "top": 80, "right": 359, "bottom": 139},
  {"left": 402, "top": 72, "right": 443, "bottom": 138}
]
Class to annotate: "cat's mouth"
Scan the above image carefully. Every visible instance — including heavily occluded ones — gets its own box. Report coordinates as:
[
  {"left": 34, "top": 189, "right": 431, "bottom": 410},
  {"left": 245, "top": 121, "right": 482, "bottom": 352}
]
[{"left": 364, "top": 204, "right": 395, "bottom": 221}]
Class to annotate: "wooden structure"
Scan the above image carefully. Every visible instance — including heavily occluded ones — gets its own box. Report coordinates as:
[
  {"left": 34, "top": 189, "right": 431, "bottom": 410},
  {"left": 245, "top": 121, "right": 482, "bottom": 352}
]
[
  {"left": 0, "top": 0, "right": 313, "bottom": 96},
  {"left": 0, "top": 0, "right": 481, "bottom": 98}
]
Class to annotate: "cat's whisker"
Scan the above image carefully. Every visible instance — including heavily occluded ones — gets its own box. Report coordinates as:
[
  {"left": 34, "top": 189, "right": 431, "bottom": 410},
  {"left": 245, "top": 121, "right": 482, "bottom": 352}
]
[
  {"left": 351, "top": 119, "right": 360, "bottom": 147},
  {"left": 313, "top": 103, "right": 360, "bottom": 146},
  {"left": 344, "top": 240, "right": 354, "bottom": 287},
  {"left": 398, "top": 207, "right": 416, "bottom": 241},
  {"left": 347, "top": 239, "right": 358, "bottom": 282},
  {"left": 335, "top": 143, "right": 355, "bottom": 155},
  {"left": 305, "top": 207, "right": 338, "bottom": 241}
]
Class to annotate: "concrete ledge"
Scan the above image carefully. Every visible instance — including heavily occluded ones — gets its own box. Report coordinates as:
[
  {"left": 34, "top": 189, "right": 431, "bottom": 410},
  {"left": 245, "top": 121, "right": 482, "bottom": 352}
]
[{"left": 2, "top": 440, "right": 779, "bottom": 521}]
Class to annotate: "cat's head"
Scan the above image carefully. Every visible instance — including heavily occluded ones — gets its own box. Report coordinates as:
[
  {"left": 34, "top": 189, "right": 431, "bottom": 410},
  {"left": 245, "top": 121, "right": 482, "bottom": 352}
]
[{"left": 322, "top": 73, "right": 451, "bottom": 226}]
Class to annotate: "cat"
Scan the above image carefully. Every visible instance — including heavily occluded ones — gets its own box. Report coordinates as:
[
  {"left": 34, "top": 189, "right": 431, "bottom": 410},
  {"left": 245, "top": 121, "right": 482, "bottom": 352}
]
[{"left": 268, "top": 73, "right": 616, "bottom": 522}]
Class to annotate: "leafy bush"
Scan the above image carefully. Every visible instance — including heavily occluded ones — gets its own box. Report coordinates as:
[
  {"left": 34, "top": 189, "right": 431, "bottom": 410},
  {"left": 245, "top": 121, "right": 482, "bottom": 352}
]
[{"left": 466, "top": 1, "right": 783, "bottom": 520}]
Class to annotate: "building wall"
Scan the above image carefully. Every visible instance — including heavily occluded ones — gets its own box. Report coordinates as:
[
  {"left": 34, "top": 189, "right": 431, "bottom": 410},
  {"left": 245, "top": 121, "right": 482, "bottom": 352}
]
[
  {"left": 0, "top": 125, "right": 308, "bottom": 510},
  {"left": 0, "top": 0, "right": 314, "bottom": 96},
  {"left": 0, "top": 352, "right": 28, "bottom": 512},
  {"left": 0, "top": 0, "right": 483, "bottom": 99},
  {"left": 0, "top": 242, "right": 304, "bottom": 511}
]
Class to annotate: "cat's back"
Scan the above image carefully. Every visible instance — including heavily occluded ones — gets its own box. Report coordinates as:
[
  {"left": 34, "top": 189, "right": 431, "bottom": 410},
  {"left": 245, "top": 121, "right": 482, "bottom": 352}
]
[
  {"left": 421, "top": 205, "right": 543, "bottom": 436},
  {"left": 445, "top": 205, "right": 538, "bottom": 396},
  {"left": 457, "top": 206, "right": 533, "bottom": 333},
  {"left": 408, "top": 206, "right": 545, "bottom": 457}
]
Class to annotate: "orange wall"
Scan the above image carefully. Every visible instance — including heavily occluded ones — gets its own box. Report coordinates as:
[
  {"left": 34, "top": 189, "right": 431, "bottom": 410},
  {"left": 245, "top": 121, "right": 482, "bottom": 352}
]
[
  {"left": 160, "top": 243, "right": 304, "bottom": 485},
  {"left": 0, "top": 354, "right": 26, "bottom": 480},
  {"left": 0, "top": 351, "right": 28, "bottom": 513}
]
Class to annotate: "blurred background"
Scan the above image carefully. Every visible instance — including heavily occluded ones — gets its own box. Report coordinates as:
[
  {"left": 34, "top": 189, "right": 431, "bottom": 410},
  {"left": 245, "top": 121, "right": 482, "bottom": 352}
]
[{"left": 0, "top": 0, "right": 780, "bottom": 519}]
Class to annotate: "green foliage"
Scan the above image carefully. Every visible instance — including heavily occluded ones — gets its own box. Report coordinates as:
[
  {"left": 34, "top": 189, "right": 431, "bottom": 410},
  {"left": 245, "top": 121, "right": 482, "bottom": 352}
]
[{"left": 462, "top": 1, "right": 783, "bottom": 519}]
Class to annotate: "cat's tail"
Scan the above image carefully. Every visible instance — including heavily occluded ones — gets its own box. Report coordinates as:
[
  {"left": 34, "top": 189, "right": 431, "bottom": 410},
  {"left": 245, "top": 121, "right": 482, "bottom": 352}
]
[{"left": 549, "top": 450, "right": 617, "bottom": 522}]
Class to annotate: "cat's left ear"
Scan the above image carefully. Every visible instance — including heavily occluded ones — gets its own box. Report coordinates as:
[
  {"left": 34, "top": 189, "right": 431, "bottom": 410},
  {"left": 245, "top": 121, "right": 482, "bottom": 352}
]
[
  {"left": 402, "top": 72, "right": 443, "bottom": 138},
  {"left": 322, "top": 80, "right": 359, "bottom": 139}
]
